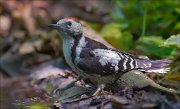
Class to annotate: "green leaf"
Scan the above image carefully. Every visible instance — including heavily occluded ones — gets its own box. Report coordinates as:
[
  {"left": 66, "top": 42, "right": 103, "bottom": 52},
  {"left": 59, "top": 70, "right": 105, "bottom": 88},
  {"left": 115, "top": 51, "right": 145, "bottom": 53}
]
[
  {"left": 100, "top": 23, "right": 133, "bottom": 50},
  {"left": 113, "top": 6, "right": 125, "bottom": 20},
  {"left": 139, "top": 36, "right": 165, "bottom": 45},
  {"left": 174, "top": 22, "right": 180, "bottom": 31},
  {"left": 119, "top": 31, "right": 133, "bottom": 51},
  {"left": 27, "top": 103, "right": 48, "bottom": 109},
  {"left": 164, "top": 34, "right": 180, "bottom": 48},
  {"left": 136, "top": 36, "right": 176, "bottom": 58},
  {"left": 111, "top": 0, "right": 180, "bottom": 36},
  {"left": 101, "top": 23, "right": 122, "bottom": 39},
  {"left": 100, "top": 23, "right": 122, "bottom": 48}
]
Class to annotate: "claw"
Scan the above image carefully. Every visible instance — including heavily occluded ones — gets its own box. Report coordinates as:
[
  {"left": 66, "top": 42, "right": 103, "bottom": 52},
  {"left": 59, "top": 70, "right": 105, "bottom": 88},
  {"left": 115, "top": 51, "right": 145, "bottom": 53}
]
[
  {"left": 92, "top": 84, "right": 105, "bottom": 96},
  {"left": 92, "top": 87, "right": 102, "bottom": 96}
]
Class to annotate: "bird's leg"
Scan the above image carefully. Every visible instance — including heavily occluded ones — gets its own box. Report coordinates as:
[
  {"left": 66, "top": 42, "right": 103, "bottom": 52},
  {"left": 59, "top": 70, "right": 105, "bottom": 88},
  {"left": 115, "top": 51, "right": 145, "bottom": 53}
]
[
  {"left": 92, "top": 75, "right": 115, "bottom": 96},
  {"left": 92, "top": 84, "right": 105, "bottom": 96}
]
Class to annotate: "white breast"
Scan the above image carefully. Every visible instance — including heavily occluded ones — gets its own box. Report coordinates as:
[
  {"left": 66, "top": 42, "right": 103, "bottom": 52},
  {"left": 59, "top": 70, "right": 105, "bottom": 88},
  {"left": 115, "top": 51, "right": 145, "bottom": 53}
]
[
  {"left": 62, "top": 37, "right": 87, "bottom": 77},
  {"left": 63, "top": 38, "right": 76, "bottom": 71}
]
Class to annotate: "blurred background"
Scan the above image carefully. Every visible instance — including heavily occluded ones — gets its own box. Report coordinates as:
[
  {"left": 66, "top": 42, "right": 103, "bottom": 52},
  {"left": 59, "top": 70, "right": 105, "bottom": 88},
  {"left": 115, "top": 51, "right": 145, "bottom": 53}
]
[{"left": 0, "top": 0, "right": 180, "bottom": 109}]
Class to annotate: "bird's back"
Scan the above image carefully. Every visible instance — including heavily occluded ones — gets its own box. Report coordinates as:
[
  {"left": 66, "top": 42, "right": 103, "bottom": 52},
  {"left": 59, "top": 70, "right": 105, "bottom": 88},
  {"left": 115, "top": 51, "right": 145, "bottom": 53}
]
[{"left": 74, "top": 36, "right": 171, "bottom": 75}]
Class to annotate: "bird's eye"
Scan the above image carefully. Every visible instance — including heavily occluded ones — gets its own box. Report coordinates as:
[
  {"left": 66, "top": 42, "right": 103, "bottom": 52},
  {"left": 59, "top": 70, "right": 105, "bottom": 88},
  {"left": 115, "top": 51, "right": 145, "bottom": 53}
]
[{"left": 66, "top": 21, "right": 72, "bottom": 27}]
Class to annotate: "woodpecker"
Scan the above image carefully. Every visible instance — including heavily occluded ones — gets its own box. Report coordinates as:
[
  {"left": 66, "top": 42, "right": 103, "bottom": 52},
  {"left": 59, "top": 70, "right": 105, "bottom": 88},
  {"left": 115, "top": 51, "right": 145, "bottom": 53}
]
[{"left": 48, "top": 18, "right": 171, "bottom": 95}]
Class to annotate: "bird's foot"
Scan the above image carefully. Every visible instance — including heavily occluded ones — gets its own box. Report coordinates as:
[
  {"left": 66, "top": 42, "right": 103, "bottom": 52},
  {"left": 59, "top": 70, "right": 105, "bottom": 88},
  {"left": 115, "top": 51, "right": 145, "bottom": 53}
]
[
  {"left": 92, "top": 84, "right": 105, "bottom": 96},
  {"left": 92, "top": 87, "right": 102, "bottom": 96}
]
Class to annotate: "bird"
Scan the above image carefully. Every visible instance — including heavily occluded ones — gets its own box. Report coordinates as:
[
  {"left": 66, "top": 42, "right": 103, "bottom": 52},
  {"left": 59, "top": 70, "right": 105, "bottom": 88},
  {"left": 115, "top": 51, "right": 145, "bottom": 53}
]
[{"left": 48, "top": 17, "right": 171, "bottom": 96}]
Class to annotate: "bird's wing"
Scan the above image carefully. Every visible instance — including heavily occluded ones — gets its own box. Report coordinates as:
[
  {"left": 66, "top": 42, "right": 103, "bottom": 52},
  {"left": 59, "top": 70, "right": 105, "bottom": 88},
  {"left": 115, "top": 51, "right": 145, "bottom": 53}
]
[{"left": 76, "top": 48, "right": 137, "bottom": 75}]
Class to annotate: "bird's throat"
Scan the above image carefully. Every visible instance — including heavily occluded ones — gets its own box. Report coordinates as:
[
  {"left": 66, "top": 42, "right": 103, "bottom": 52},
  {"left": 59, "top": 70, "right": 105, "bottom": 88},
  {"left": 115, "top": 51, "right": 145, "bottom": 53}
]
[{"left": 62, "top": 37, "right": 76, "bottom": 70}]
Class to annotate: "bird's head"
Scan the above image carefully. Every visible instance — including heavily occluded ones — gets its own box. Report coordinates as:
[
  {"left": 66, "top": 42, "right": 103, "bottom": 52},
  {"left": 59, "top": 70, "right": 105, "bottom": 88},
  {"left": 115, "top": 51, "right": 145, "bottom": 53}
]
[{"left": 48, "top": 17, "right": 82, "bottom": 38}]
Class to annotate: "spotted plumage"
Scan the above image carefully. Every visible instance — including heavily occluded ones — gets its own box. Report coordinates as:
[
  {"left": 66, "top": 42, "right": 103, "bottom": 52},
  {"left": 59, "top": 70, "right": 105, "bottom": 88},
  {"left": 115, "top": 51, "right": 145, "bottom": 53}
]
[
  {"left": 70, "top": 35, "right": 151, "bottom": 75},
  {"left": 48, "top": 18, "right": 171, "bottom": 95}
]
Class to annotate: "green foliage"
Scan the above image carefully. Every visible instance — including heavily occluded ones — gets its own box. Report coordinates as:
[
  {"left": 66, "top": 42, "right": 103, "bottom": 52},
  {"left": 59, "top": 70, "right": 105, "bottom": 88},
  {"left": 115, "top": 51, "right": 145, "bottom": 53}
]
[
  {"left": 119, "top": 31, "right": 133, "bottom": 51},
  {"left": 101, "top": 23, "right": 122, "bottom": 39},
  {"left": 112, "top": 0, "right": 180, "bottom": 36},
  {"left": 164, "top": 34, "right": 180, "bottom": 48},
  {"left": 87, "top": 22, "right": 101, "bottom": 31},
  {"left": 27, "top": 103, "right": 49, "bottom": 109},
  {"left": 100, "top": 0, "right": 180, "bottom": 59},
  {"left": 100, "top": 23, "right": 133, "bottom": 50},
  {"left": 136, "top": 36, "right": 177, "bottom": 58}
]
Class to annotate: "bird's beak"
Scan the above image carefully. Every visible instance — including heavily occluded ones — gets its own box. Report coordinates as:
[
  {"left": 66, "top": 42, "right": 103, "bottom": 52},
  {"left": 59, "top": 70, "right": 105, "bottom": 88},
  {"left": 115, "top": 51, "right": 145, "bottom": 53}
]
[{"left": 48, "top": 24, "right": 59, "bottom": 30}]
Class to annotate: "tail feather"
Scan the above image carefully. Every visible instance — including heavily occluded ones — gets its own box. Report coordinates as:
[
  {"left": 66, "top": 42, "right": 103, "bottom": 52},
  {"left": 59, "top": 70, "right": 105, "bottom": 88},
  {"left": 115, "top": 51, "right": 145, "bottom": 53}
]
[
  {"left": 139, "top": 67, "right": 170, "bottom": 73},
  {"left": 136, "top": 59, "right": 172, "bottom": 73},
  {"left": 150, "top": 59, "right": 172, "bottom": 68}
]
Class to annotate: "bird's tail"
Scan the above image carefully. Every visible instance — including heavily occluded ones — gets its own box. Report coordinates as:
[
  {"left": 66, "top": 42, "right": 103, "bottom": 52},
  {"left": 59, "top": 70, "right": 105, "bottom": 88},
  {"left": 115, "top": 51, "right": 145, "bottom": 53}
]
[{"left": 136, "top": 59, "right": 172, "bottom": 73}]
